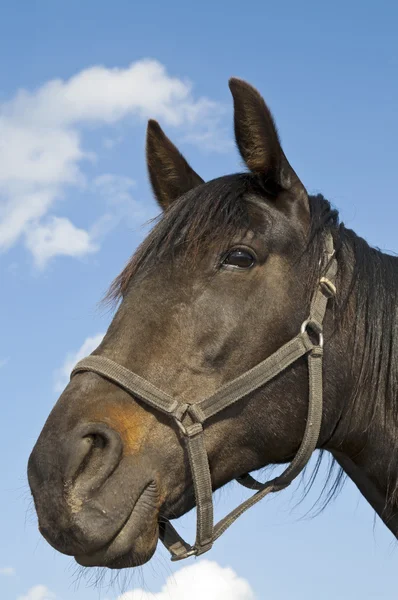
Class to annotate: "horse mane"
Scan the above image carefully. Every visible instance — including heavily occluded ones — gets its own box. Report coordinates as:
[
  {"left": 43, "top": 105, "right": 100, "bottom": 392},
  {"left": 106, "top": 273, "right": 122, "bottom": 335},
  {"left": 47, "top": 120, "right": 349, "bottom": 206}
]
[
  {"left": 106, "top": 174, "right": 398, "bottom": 512},
  {"left": 307, "top": 195, "right": 398, "bottom": 513},
  {"left": 335, "top": 211, "right": 398, "bottom": 511}
]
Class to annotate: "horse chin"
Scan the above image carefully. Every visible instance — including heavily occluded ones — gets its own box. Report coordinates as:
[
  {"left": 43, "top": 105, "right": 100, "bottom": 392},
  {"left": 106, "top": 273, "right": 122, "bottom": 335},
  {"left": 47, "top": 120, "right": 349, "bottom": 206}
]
[
  {"left": 74, "top": 534, "right": 158, "bottom": 569},
  {"left": 74, "top": 484, "right": 159, "bottom": 569}
]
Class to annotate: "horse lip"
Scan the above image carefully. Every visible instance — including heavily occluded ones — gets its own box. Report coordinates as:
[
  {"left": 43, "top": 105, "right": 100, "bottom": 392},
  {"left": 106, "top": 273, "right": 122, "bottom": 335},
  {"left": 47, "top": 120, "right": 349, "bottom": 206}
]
[{"left": 74, "top": 481, "right": 158, "bottom": 568}]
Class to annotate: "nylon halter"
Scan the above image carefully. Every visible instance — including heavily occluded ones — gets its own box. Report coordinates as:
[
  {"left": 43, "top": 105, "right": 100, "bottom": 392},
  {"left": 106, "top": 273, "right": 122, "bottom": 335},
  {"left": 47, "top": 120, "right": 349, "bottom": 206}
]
[{"left": 71, "top": 233, "right": 337, "bottom": 561}]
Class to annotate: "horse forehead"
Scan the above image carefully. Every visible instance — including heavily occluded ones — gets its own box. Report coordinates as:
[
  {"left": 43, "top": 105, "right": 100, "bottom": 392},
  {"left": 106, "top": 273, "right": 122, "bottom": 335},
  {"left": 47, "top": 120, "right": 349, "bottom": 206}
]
[{"left": 243, "top": 193, "right": 275, "bottom": 228}]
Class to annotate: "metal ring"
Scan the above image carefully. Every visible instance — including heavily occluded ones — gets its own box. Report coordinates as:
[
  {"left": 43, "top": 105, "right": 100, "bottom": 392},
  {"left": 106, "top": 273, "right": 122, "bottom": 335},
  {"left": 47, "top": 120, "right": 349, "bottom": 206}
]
[
  {"left": 174, "top": 418, "right": 188, "bottom": 436},
  {"left": 171, "top": 548, "right": 197, "bottom": 561},
  {"left": 320, "top": 277, "right": 337, "bottom": 297},
  {"left": 300, "top": 319, "right": 324, "bottom": 348}
]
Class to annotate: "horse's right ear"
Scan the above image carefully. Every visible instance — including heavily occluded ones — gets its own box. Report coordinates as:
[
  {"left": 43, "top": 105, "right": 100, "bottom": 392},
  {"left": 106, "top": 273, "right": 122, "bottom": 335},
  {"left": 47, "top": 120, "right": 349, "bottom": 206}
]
[{"left": 146, "top": 120, "right": 204, "bottom": 211}]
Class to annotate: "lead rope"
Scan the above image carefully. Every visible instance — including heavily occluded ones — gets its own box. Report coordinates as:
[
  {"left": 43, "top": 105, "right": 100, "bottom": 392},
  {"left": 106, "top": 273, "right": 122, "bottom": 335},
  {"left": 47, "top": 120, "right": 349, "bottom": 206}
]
[{"left": 71, "top": 233, "right": 337, "bottom": 561}]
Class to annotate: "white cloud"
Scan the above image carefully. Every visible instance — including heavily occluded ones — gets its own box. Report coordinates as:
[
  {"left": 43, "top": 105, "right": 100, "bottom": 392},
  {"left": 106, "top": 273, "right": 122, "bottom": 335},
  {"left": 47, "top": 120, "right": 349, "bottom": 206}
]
[
  {"left": 117, "top": 560, "right": 255, "bottom": 600},
  {"left": 0, "top": 566, "right": 15, "bottom": 576},
  {"left": 0, "top": 60, "right": 226, "bottom": 266},
  {"left": 25, "top": 216, "right": 98, "bottom": 268},
  {"left": 17, "top": 585, "right": 55, "bottom": 600},
  {"left": 54, "top": 332, "right": 105, "bottom": 392}
]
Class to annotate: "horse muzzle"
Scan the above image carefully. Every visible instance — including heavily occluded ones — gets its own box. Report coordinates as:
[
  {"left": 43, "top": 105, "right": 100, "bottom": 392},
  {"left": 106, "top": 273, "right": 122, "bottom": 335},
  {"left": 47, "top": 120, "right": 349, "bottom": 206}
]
[{"left": 28, "top": 421, "right": 160, "bottom": 568}]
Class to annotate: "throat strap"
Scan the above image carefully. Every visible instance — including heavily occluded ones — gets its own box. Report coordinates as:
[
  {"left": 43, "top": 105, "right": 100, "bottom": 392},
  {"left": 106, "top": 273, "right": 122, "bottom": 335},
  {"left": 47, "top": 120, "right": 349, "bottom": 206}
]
[{"left": 71, "top": 233, "right": 337, "bottom": 561}]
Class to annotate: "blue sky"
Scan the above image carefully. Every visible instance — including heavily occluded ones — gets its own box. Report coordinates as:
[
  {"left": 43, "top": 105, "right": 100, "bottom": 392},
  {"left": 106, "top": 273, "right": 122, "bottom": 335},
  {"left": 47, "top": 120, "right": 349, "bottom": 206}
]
[{"left": 1, "top": 1, "right": 398, "bottom": 599}]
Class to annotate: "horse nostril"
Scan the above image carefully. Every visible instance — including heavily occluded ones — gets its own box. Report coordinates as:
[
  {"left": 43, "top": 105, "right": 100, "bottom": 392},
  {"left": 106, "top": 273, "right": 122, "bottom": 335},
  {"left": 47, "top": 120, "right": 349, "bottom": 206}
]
[{"left": 64, "top": 423, "right": 123, "bottom": 494}]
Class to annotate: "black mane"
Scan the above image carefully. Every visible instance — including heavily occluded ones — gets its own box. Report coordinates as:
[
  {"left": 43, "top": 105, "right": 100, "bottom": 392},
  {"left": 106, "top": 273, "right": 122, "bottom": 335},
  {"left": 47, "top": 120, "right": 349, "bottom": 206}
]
[{"left": 308, "top": 195, "right": 398, "bottom": 511}]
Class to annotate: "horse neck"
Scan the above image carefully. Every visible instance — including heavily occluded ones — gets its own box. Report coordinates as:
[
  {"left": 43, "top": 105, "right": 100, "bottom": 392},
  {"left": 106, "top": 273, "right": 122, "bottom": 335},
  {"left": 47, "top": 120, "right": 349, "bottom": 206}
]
[{"left": 324, "top": 227, "right": 398, "bottom": 535}]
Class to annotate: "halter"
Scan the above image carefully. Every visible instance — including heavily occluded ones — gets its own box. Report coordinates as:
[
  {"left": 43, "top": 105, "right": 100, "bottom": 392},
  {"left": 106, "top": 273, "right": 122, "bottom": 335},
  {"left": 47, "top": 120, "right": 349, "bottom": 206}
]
[{"left": 71, "top": 233, "right": 337, "bottom": 561}]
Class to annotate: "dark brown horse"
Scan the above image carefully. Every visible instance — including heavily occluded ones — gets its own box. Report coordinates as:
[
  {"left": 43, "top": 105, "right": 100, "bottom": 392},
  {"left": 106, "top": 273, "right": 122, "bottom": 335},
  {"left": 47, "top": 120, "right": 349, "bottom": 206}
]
[{"left": 28, "top": 78, "right": 398, "bottom": 569}]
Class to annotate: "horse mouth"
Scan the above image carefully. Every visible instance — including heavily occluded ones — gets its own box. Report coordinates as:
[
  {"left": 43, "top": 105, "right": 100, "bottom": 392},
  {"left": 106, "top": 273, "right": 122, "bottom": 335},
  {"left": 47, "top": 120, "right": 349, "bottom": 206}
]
[{"left": 74, "top": 483, "right": 159, "bottom": 569}]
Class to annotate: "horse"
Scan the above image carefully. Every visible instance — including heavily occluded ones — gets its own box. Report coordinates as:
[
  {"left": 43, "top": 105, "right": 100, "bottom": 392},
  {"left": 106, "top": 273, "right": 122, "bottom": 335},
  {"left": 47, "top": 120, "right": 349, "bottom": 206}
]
[{"left": 28, "top": 78, "right": 398, "bottom": 569}]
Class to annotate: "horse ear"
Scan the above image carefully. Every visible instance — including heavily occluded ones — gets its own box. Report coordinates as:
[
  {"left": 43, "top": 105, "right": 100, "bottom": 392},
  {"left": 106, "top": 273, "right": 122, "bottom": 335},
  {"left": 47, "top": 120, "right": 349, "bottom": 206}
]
[
  {"left": 146, "top": 120, "right": 204, "bottom": 210},
  {"left": 229, "top": 78, "right": 307, "bottom": 208}
]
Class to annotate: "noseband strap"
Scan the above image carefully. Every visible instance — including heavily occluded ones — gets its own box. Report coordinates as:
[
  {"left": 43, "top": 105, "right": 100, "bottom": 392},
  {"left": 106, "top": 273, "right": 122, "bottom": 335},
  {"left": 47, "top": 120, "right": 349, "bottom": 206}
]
[{"left": 71, "top": 233, "right": 337, "bottom": 561}]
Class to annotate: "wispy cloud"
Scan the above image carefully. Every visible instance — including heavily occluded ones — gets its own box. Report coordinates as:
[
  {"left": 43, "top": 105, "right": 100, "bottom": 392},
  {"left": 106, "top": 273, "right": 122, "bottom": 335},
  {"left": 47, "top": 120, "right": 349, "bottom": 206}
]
[
  {"left": 0, "top": 566, "right": 15, "bottom": 576},
  {"left": 0, "top": 60, "right": 227, "bottom": 267},
  {"left": 117, "top": 560, "right": 255, "bottom": 600},
  {"left": 0, "top": 357, "right": 9, "bottom": 369},
  {"left": 91, "top": 173, "right": 156, "bottom": 239},
  {"left": 54, "top": 332, "right": 105, "bottom": 393},
  {"left": 17, "top": 585, "right": 55, "bottom": 600}
]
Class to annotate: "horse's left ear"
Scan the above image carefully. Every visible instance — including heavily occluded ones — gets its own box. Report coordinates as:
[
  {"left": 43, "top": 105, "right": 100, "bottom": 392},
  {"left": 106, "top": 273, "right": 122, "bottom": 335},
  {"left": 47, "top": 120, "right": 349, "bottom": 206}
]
[{"left": 229, "top": 78, "right": 308, "bottom": 218}]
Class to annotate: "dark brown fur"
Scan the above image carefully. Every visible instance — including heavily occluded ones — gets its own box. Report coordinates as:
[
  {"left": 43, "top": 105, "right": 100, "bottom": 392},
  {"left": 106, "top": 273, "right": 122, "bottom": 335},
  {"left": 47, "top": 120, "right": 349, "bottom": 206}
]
[{"left": 28, "top": 79, "right": 398, "bottom": 571}]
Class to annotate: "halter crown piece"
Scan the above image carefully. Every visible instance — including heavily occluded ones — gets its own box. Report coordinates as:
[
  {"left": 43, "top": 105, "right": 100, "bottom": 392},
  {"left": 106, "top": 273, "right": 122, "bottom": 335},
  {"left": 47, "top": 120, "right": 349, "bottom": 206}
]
[{"left": 71, "top": 233, "right": 337, "bottom": 561}]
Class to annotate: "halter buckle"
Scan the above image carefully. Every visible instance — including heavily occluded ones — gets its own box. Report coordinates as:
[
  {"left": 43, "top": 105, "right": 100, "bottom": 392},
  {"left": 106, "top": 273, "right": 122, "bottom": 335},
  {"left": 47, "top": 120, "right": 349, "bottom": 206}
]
[
  {"left": 320, "top": 277, "right": 337, "bottom": 297},
  {"left": 300, "top": 319, "right": 324, "bottom": 349},
  {"left": 171, "top": 548, "right": 197, "bottom": 561},
  {"left": 175, "top": 418, "right": 189, "bottom": 436},
  {"left": 173, "top": 404, "right": 204, "bottom": 437}
]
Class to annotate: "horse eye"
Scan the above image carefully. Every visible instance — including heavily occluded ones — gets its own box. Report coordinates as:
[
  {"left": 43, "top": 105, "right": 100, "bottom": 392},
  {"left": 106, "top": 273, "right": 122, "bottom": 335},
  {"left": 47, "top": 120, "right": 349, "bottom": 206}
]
[{"left": 222, "top": 249, "right": 256, "bottom": 269}]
